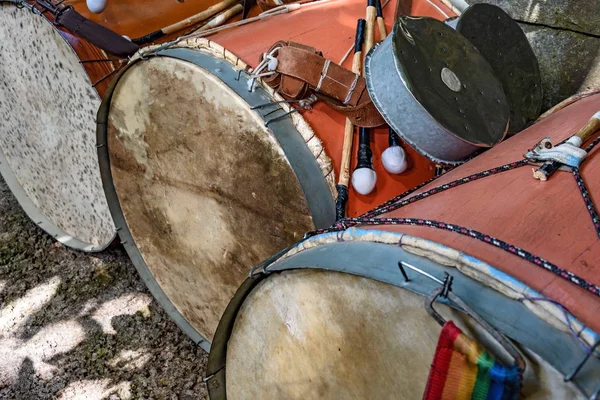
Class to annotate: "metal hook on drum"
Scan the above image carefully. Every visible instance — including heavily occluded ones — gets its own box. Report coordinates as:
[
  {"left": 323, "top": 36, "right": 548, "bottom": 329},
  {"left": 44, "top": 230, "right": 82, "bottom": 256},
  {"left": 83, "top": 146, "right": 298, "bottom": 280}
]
[{"left": 399, "top": 261, "right": 527, "bottom": 373}]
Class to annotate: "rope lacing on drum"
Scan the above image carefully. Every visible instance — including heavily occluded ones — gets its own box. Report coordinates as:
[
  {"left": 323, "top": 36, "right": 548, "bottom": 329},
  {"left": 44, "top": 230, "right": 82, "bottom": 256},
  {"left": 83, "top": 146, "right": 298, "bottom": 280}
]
[
  {"left": 247, "top": 46, "right": 281, "bottom": 92},
  {"left": 305, "top": 136, "right": 600, "bottom": 298}
]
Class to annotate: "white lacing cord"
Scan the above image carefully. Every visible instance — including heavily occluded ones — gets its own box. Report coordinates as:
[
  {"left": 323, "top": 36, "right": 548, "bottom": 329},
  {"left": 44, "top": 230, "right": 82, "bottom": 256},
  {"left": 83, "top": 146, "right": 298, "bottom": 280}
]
[{"left": 247, "top": 46, "right": 281, "bottom": 91}]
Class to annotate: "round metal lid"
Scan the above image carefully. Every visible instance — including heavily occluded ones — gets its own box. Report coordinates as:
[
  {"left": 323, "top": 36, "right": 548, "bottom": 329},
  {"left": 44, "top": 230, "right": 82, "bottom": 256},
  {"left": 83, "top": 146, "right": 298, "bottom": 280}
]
[
  {"left": 455, "top": 3, "right": 542, "bottom": 133},
  {"left": 392, "top": 16, "right": 509, "bottom": 147}
]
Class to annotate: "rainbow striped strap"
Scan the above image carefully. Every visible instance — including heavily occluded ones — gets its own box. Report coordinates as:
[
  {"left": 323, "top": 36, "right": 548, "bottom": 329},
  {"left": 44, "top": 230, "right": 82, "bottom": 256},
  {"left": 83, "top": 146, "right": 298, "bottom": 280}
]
[{"left": 423, "top": 321, "right": 521, "bottom": 400}]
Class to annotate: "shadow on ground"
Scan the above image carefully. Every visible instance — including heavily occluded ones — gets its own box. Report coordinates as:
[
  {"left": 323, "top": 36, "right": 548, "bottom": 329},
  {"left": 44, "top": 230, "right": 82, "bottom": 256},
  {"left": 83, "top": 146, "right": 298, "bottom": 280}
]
[{"left": 0, "top": 177, "right": 208, "bottom": 400}]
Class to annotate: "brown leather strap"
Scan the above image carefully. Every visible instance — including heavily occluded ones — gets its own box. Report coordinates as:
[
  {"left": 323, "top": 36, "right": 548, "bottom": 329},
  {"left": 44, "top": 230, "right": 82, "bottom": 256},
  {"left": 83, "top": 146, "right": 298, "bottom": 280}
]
[
  {"left": 262, "top": 42, "right": 384, "bottom": 127},
  {"left": 56, "top": 8, "right": 139, "bottom": 57}
]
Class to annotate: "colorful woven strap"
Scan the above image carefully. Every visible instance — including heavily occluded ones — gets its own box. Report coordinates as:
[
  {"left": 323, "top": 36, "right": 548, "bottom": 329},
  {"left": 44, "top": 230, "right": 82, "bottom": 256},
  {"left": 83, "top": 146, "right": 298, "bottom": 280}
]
[{"left": 423, "top": 321, "right": 521, "bottom": 400}]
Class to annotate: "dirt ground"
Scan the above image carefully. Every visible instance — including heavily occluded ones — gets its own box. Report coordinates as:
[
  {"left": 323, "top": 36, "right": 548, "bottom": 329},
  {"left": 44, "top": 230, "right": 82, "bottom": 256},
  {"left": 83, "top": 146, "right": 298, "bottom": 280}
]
[{"left": 0, "top": 176, "right": 209, "bottom": 400}]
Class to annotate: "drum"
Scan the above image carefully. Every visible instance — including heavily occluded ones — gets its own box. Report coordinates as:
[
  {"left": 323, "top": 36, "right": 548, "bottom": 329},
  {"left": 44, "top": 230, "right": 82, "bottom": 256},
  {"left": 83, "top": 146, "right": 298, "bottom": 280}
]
[
  {"left": 0, "top": 2, "right": 117, "bottom": 251},
  {"left": 209, "top": 269, "right": 587, "bottom": 399},
  {"left": 96, "top": 0, "right": 456, "bottom": 348},
  {"left": 97, "top": 40, "right": 335, "bottom": 348},
  {"left": 206, "top": 92, "right": 600, "bottom": 399}
]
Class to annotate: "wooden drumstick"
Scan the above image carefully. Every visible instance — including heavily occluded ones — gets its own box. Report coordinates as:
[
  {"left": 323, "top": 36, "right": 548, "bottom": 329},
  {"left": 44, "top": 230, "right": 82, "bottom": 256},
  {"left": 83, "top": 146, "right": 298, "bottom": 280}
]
[
  {"left": 375, "top": 0, "right": 386, "bottom": 39},
  {"left": 335, "top": 19, "right": 366, "bottom": 220},
  {"left": 192, "top": 4, "right": 244, "bottom": 33},
  {"left": 534, "top": 112, "right": 600, "bottom": 181},
  {"left": 132, "top": 0, "right": 239, "bottom": 44},
  {"left": 364, "top": 0, "right": 377, "bottom": 66}
]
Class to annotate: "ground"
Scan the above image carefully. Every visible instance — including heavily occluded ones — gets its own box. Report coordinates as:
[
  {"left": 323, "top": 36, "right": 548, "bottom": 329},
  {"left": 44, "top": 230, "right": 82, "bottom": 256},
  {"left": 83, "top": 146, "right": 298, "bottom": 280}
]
[{"left": 0, "top": 176, "right": 209, "bottom": 400}]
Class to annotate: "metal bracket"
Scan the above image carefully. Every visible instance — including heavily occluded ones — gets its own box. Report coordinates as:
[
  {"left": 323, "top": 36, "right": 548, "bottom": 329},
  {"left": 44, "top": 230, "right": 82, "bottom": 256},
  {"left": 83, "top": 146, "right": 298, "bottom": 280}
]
[{"left": 399, "top": 261, "right": 526, "bottom": 373}]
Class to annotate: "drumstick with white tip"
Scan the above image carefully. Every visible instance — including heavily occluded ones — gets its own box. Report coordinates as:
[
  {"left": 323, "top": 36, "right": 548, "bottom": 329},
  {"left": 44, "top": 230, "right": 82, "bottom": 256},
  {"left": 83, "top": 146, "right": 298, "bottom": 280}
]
[
  {"left": 132, "top": 0, "right": 240, "bottom": 44},
  {"left": 335, "top": 19, "right": 366, "bottom": 220},
  {"left": 352, "top": 127, "right": 377, "bottom": 195},
  {"left": 373, "top": 5, "right": 407, "bottom": 175},
  {"left": 382, "top": 127, "right": 408, "bottom": 174},
  {"left": 534, "top": 111, "right": 600, "bottom": 181}
]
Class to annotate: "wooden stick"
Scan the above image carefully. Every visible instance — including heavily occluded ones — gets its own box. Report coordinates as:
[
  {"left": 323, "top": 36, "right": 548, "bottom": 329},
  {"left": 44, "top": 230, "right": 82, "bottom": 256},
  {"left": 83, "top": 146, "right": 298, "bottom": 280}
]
[
  {"left": 537, "top": 88, "right": 600, "bottom": 122},
  {"left": 375, "top": 0, "right": 386, "bottom": 39},
  {"left": 336, "top": 19, "right": 366, "bottom": 220},
  {"left": 533, "top": 111, "right": 600, "bottom": 181},
  {"left": 132, "top": 0, "right": 239, "bottom": 44},
  {"left": 364, "top": 0, "right": 377, "bottom": 68},
  {"left": 191, "top": 4, "right": 243, "bottom": 33}
]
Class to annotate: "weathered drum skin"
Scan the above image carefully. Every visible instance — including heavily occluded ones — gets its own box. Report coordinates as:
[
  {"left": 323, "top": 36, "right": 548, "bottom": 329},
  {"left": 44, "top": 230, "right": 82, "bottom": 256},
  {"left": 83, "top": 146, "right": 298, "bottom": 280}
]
[
  {"left": 97, "top": 45, "right": 335, "bottom": 349},
  {"left": 208, "top": 249, "right": 592, "bottom": 399},
  {"left": 0, "top": 4, "right": 115, "bottom": 251},
  {"left": 211, "top": 0, "right": 457, "bottom": 217}
]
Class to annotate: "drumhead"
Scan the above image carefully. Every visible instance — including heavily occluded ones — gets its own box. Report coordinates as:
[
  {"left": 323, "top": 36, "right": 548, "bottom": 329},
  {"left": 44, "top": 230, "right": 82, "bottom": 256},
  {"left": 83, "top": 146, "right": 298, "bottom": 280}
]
[
  {"left": 99, "top": 46, "right": 334, "bottom": 347},
  {"left": 0, "top": 5, "right": 115, "bottom": 251},
  {"left": 222, "top": 269, "right": 584, "bottom": 400}
]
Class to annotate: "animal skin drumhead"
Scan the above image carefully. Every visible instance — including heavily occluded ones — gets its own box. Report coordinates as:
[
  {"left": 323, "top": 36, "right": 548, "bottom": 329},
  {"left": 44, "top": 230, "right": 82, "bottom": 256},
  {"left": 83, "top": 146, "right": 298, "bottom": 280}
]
[
  {"left": 224, "top": 269, "right": 584, "bottom": 400},
  {"left": 104, "top": 55, "right": 316, "bottom": 344},
  {"left": 0, "top": 5, "right": 115, "bottom": 251}
]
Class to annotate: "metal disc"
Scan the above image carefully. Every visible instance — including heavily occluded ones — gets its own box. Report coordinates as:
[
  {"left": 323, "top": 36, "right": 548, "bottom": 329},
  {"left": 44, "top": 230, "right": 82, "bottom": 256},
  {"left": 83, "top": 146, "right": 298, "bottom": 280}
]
[
  {"left": 392, "top": 16, "right": 509, "bottom": 147},
  {"left": 456, "top": 3, "right": 542, "bottom": 133}
]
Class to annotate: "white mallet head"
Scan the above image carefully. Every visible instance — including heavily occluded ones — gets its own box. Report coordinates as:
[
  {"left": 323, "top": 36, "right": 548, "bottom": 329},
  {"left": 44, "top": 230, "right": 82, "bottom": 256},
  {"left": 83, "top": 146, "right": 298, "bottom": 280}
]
[
  {"left": 382, "top": 145, "right": 407, "bottom": 174},
  {"left": 352, "top": 168, "right": 377, "bottom": 195},
  {"left": 86, "top": 0, "right": 107, "bottom": 14}
]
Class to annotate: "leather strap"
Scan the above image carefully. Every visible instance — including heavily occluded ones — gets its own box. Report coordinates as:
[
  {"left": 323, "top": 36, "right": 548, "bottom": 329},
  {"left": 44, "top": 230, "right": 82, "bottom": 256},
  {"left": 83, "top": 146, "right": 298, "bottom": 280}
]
[
  {"left": 263, "top": 42, "right": 384, "bottom": 127},
  {"left": 56, "top": 8, "right": 140, "bottom": 57}
]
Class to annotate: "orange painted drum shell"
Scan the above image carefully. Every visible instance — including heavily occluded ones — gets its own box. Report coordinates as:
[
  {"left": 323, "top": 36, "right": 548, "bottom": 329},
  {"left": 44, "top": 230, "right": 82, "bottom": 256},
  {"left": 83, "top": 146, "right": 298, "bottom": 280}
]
[
  {"left": 64, "top": 0, "right": 251, "bottom": 40},
  {"left": 366, "top": 93, "right": 600, "bottom": 335},
  {"left": 211, "top": 0, "right": 456, "bottom": 217}
]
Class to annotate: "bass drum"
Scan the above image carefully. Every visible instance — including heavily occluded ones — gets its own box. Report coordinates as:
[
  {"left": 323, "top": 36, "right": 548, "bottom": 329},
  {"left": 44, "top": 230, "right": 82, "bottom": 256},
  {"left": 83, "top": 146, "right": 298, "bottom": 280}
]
[
  {"left": 0, "top": 2, "right": 116, "bottom": 251},
  {"left": 97, "top": 41, "right": 335, "bottom": 349},
  {"left": 207, "top": 93, "right": 600, "bottom": 399},
  {"left": 207, "top": 249, "right": 589, "bottom": 399}
]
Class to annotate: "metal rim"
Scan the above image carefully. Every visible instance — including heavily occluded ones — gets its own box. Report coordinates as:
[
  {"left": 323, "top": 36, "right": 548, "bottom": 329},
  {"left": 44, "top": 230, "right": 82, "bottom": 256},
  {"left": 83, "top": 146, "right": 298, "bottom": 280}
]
[{"left": 0, "top": 4, "right": 115, "bottom": 252}]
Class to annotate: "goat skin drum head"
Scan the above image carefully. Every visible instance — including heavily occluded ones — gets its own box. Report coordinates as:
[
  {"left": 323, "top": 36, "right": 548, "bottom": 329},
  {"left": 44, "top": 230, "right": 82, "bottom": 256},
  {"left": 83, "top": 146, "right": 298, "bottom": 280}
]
[
  {"left": 223, "top": 269, "right": 585, "bottom": 400},
  {"left": 105, "top": 56, "right": 314, "bottom": 342},
  {"left": 0, "top": 5, "right": 115, "bottom": 250}
]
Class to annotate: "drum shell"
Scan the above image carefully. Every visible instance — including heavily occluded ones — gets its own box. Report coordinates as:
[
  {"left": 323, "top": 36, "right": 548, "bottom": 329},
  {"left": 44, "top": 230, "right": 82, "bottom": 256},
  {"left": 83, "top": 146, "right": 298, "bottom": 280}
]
[
  {"left": 64, "top": 0, "right": 248, "bottom": 39},
  {"left": 365, "top": 36, "right": 478, "bottom": 165}
]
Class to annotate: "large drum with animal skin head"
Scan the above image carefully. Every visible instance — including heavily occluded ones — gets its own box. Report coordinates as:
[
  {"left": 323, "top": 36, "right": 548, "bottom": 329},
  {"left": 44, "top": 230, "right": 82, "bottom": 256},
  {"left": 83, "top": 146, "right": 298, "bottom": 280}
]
[
  {"left": 97, "top": 40, "right": 335, "bottom": 348},
  {"left": 0, "top": 1, "right": 117, "bottom": 251},
  {"left": 206, "top": 92, "right": 600, "bottom": 399},
  {"left": 96, "top": 0, "right": 456, "bottom": 348}
]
